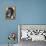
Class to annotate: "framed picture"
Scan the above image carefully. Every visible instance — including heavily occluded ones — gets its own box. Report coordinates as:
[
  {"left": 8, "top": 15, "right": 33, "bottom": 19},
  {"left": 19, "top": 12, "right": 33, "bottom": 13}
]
[
  {"left": 6, "top": 6, "right": 16, "bottom": 20},
  {"left": 18, "top": 24, "right": 46, "bottom": 41}
]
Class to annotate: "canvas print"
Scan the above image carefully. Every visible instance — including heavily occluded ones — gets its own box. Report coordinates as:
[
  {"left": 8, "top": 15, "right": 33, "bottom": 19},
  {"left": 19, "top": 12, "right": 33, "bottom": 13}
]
[{"left": 18, "top": 25, "right": 46, "bottom": 46}]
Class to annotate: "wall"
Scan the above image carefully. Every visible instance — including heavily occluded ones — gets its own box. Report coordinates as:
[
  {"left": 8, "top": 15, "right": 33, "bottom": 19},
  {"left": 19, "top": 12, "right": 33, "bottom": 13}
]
[{"left": 16, "top": 0, "right": 46, "bottom": 24}]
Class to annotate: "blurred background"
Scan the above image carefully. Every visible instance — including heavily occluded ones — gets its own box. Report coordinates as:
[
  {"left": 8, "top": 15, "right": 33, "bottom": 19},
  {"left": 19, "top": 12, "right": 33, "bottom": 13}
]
[{"left": 0, "top": 0, "right": 46, "bottom": 46}]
